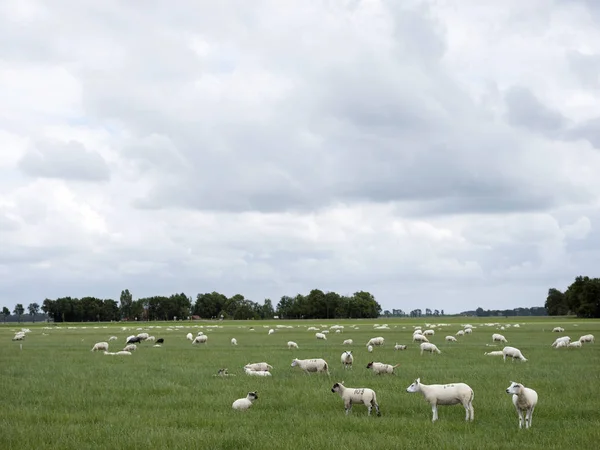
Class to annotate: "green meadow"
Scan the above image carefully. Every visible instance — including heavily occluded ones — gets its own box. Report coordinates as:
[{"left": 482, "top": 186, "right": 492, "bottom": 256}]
[{"left": 1, "top": 317, "right": 599, "bottom": 450}]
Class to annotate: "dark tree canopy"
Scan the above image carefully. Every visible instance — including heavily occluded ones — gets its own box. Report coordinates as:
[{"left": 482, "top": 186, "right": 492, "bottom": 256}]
[{"left": 546, "top": 276, "right": 600, "bottom": 318}]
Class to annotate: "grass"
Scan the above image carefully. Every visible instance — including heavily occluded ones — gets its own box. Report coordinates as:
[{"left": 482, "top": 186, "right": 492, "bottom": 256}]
[{"left": 1, "top": 317, "right": 599, "bottom": 450}]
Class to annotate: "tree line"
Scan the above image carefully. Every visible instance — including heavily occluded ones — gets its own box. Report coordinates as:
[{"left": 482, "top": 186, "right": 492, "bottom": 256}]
[
  {"left": 545, "top": 275, "right": 600, "bottom": 318},
  {"left": 5, "top": 288, "right": 381, "bottom": 323}
]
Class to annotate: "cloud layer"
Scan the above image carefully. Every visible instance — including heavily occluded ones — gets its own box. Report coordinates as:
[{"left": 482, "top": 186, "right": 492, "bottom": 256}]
[{"left": 1, "top": 0, "right": 599, "bottom": 313}]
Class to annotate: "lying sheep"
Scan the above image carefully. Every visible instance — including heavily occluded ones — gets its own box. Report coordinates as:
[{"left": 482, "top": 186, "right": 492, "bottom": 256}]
[
  {"left": 341, "top": 351, "right": 353, "bottom": 369},
  {"left": 366, "top": 337, "right": 384, "bottom": 347},
  {"left": 366, "top": 361, "right": 399, "bottom": 375},
  {"left": 484, "top": 351, "right": 504, "bottom": 356},
  {"left": 287, "top": 341, "right": 299, "bottom": 349},
  {"left": 406, "top": 378, "right": 474, "bottom": 422},
  {"left": 505, "top": 381, "right": 538, "bottom": 429},
  {"left": 413, "top": 334, "right": 429, "bottom": 343},
  {"left": 445, "top": 336, "right": 457, "bottom": 342},
  {"left": 394, "top": 343, "right": 407, "bottom": 350},
  {"left": 331, "top": 382, "right": 381, "bottom": 416},
  {"left": 215, "top": 368, "right": 235, "bottom": 377},
  {"left": 492, "top": 333, "right": 508, "bottom": 343},
  {"left": 231, "top": 338, "right": 238, "bottom": 345},
  {"left": 115, "top": 351, "right": 132, "bottom": 356},
  {"left": 579, "top": 334, "right": 594, "bottom": 343},
  {"left": 91, "top": 342, "right": 109, "bottom": 352},
  {"left": 244, "top": 362, "right": 273, "bottom": 372},
  {"left": 244, "top": 368, "right": 272, "bottom": 377},
  {"left": 420, "top": 342, "right": 441, "bottom": 355},
  {"left": 232, "top": 391, "right": 258, "bottom": 411},
  {"left": 343, "top": 339, "right": 353, "bottom": 345},
  {"left": 503, "top": 346, "right": 527, "bottom": 362},
  {"left": 291, "top": 358, "right": 329, "bottom": 375},
  {"left": 193, "top": 335, "right": 208, "bottom": 344},
  {"left": 123, "top": 344, "right": 137, "bottom": 352}
]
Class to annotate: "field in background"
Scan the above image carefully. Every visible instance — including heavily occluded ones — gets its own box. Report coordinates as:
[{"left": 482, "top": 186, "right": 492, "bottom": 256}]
[{"left": 1, "top": 317, "right": 599, "bottom": 450}]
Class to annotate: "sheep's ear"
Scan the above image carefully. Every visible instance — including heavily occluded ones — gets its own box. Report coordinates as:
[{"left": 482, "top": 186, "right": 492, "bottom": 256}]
[
  {"left": 416, "top": 378, "right": 420, "bottom": 383},
  {"left": 341, "top": 380, "right": 345, "bottom": 385}
]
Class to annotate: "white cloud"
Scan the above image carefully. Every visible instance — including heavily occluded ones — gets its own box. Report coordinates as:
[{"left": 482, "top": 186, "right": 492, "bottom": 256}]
[{"left": 1, "top": 0, "right": 599, "bottom": 313}]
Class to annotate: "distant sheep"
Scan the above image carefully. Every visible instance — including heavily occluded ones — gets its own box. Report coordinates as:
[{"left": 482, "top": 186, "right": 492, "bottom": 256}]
[
  {"left": 231, "top": 338, "right": 238, "bottom": 345},
  {"left": 193, "top": 335, "right": 208, "bottom": 344},
  {"left": 413, "top": 334, "right": 429, "bottom": 343},
  {"left": 186, "top": 333, "right": 193, "bottom": 341},
  {"left": 406, "top": 378, "right": 474, "bottom": 422},
  {"left": 367, "top": 345, "right": 374, "bottom": 353},
  {"left": 244, "top": 368, "right": 272, "bottom": 377},
  {"left": 551, "top": 336, "right": 571, "bottom": 348},
  {"left": 456, "top": 330, "right": 465, "bottom": 336},
  {"left": 503, "top": 346, "right": 527, "bottom": 362},
  {"left": 366, "top": 361, "right": 399, "bottom": 375},
  {"left": 343, "top": 339, "right": 353, "bottom": 345},
  {"left": 464, "top": 328, "right": 473, "bottom": 334},
  {"left": 136, "top": 333, "right": 149, "bottom": 340},
  {"left": 492, "top": 333, "right": 507, "bottom": 343},
  {"left": 445, "top": 336, "right": 457, "bottom": 342},
  {"left": 579, "top": 334, "right": 594, "bottom": 344},
  {"left": 268, "top": 329, "right": 275, "bottom": 335},
  {"left": 552, "top": 327, "right": 564, "bottom": 333},
  {"left": 394, "top": 343, "right": 407, "bottom": 350},
  {"left": 108, "top": 336, "right": 118, "bottom": 341},
  {"left": 568, "top": 340, "right": 582, "bottom": 348},
  {"left": 366, "top": 337, "right": 384, "bottom": 347},
  {"left": 244, "top": 362, "right": 273, "bottom": 372},
  {"left": 232, "top": 391, "right": 258, "bottom": 411},
  {"left": 287, "top": 341, "right": 299, "bottom": 349},
  {"left": 331, "top": 382, "right": 381, "bottom": 416},
  {"left": 156, "top": 338, "right": 164, "bottom": 344},
  {"left": 123, "top": 344, "right": 137, "bottom": 352},
  {"left": 423, "top": 329, "right": 435, "bottom": 336},
  {"left": 341, "top": 351, "right": 353, "bottom": 369},
  {"left": 291, "top": 358, "right": 329, "bottom": 375},
  {"left": 315, "top": 332, "right": 327, "bottom": 340},
  {"left": 420, "top": 343, "right": 441, "bottom": 355},
  {"left": 506, "top": 381, "right": 538, "bottom": 429},
  {"left": 91, "top": 342, "right": 109, "bottom": 352}
]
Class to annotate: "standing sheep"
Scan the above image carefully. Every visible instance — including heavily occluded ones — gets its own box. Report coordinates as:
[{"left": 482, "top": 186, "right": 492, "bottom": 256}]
[
  {"left": 405, "top": 378, "right": 474, "bottom": 422},
  {"left": 413, "top": 334, "right": 429, "bottom": 343},
  {"left": 366, "top": 337, "right": 385, "bottom": 347},
  {"left": 193, "top": 335, "right": 208, "bottom": 344},
  {"left": 502, "top": 346, "right": 527, "bottom": 362},
  {"left": 331, "top": 382, "right": 381, "bottom": 416},
  {"left": 341, "top": 351, "right": 353, "bottom": 370},
  {"left": 315, "top": 332, "right": 327, "bottom": 340},
  {"left": 291, "top": 358, "right": 330, "bottom": 375},
  {"left": 91, "top": 342, "right": 109, "bottom": 352},
  {"left": 505, "top": 381, "right": 538, "bottom": 429},
  {"left": 394, "top": 343, "right": 407, "bottom": 350},
  {"left": 552, "top": 327, "right": 564, "bottom": 332},
  {"left": 343, "top": 339, "right": 353, "bottom": 345},
  {"left": 492, "top": 333, "right": 508, "bottom": 343},
  {"left": 366, "top": 361, "right": 399, "bottom": 375},
  {"left": 420, "top": 342, "right": 441, "bottom": 355},
  {"left": 231, "top": 338, "right": 238, "bottom": 346},
  {"left": 232, "top": 391, "right": 259, "bottom": 411},
  {"left": 445, "top": 336, "right": 457, "bottom": 342},
  {"left": 287, "top": 341, "right": 299, "bottom": 349},
  {"left": 579, "top": 334, "right": 594, "bottom": 343}
]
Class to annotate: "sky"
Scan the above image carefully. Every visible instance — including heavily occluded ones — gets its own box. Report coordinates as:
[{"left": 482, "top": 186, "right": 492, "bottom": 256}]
[{"left": 1, "top": 0, "right": 599, "bottom": 314}]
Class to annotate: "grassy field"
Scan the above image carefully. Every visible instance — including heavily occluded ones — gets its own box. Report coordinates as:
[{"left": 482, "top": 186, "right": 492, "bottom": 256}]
[{"left": 1, "top": 316, "right": 599, "bottom": 450}]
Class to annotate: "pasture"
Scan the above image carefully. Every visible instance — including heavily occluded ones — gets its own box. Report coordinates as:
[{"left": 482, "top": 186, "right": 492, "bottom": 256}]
[{"left": 1, "top": 317, "right": 599, "bottom": 450}]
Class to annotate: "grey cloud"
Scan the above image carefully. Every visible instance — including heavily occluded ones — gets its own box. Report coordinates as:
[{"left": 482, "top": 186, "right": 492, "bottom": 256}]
[
  {"left": 565, "top": 117, "right": 600, "bottom": 149},
  {"left": 504, "top": 86, "right": 568, "bottom": 136},
  {"left": 567, "top": 50, "right": 600, "bottom": 88},
  {"left": 18, "top": 140, "right": 110, "bottom": 182}
]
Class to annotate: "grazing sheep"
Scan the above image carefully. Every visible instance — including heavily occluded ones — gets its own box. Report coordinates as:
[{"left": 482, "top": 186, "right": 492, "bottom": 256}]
[
  {"left": 146, "top": 336, "right": 155, "bottom": 342},
  {"left": 456, "top": 330, "right": 465, "bottom": 336},
  {"left": 331, "top": 382, "right": 381, "bottom": 416},
  {"left": 484, "top": 351, "right": 504, "bottom": 356},
  {"left": 366, "top": 337, "right": 385, "bottom": 347},
  {"left": 127, "top": 336, "right": 143, "bottom": 344},
  {"left": 366, "top": 361, "right": 400, "bottom": 375},
  {"left": 156, "top": 338, "right": 164, "bottom": 344},
  {"left": 268, "top": 329, "right": 275, "bottom": 335},
  {"left": 413, "top": 334, "right": 429, "bottom": 343},
  {"left": 136, "top": 333, "right": 149, "bottom": 341},
  {"left": 244, "top": 368, "right": 272, "bottom": 377},
  {"left": 367, "top": 345, "right": 374, "bottom": 353},
  {"left": 287, "top": 341, "right": 299, "bottom": 349},
  {"left": 231, "top": 338, "right": 238, "bottom": 346},
  {"left": 341, "top": 351, "right": 353, "bottom": 369},
  {"left": 291, "top": 358, "right": 330, "bottom": 375},
  {"left": 551, "top": 336, "right": 571, "bottom": 347},
  {"left": 232, "top": 391, "right": 258, "bottom": 411},
  {"left": 445, "top": 336, "right": 457, "bottom": 342},
  {"left": 505, "top": 381, "right": 538, "bottom": 429},
  {"left": 423, "top": 329, "right": 435, "bottom": 336},
  {"left": 193, "top": 335, "right": 208, "bottom": 344},
  {"left": 343, "top": 339, "right": 353, "bottom": 345},
  {"left": 91, "top": 342, "right": 109, "bottom": 352},
  {"left": 394, "top": 343, "right": 408, "bottom": 350},
  {"left": 125, "top": 335, "right": 136, "bottom": 343},
  {"left": 503, "top": 346, "right": 527, "bottom": 362},
  {"left": 123, "top": 344, "right": 137, "bottom": 352},
  {"left": 197, "top": 331, "right": 204, "bottom": 336},
  {"left": 244, "top": 362, "right": 273, "bottom": 372},
  {"left": 579, "top": 334, "right": 594, "bottom": 344},
  {"left": 108, "top": 336, "right": 118, "bottom": 341},
  {"left": 492, "top": 333, "right": 508, "bottom": 343},
  {"left": 464, "top": 328, "right": 473, "bottom": 334},
  {"left": 568, "top": 340, "right": 582, "bottom": 348},
  {"left": 552, "top": 327, "right": 564, "bottom": 333},
  {"left": 186, "top": 333, "right": 193, "bottom": 341},
  {"left": 315, "top": 332, "right": 327, "bottom": 340},
  {"left": 405, "top": 378, "right": 474, "bottom": 423},
  {"left": 12, "top": 334, "right": 25, "bottom": 341},
  {"left": 420, "top": 343, "right": 441, "bottom": 355}
]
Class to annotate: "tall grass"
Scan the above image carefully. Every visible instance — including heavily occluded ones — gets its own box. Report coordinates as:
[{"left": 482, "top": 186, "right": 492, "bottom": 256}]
[{"left": 1, "top": 317, "right": 598, "bottom": 450}]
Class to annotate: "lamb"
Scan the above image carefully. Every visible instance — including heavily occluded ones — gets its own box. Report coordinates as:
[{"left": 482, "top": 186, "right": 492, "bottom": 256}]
[
  {"left": 244, "top": 362, "right": 273, "bottom": 372},
  {"left": 405, "top": 378, "right": 474, "bottom": 422},
  {"left": 244, "top": 368, "right": 272, "bottom": 377},
  {"left": 341, "top": 351, "right": 353, "bottom": 369},
  {"left": 456, "top": 330, "right": 465, "bottom": 336},
  {"left": 156, "top": 338, "right": 164, "bottom": 344},
  {"left": 232, "top": 391, "right": 259, "bottom": 411},
  {"left": 315, "top": 332, "right": 327, "bottom": 340},
  {"left": 394, "top": 343, "right": 407, "bottom": 350},
  {"left": 91, "top": 342, "right": 109, "bottom": 352},
  {"left": 445, "top": 336, "right": 457, "bottom": 342},
  {"left": 366, "top": 361, "right": 400, "bottom": 375},
  {"left": 552, "top": 327, "right": 564, "bottom": 333},
  {"left": 192, "top": 335, "right": 208, "bottom": 344},
  {"left": 343, "top": 339, "right": 353, "bottom": 345},
  {"left": 505, "top": 381, "right": 538, "bottom": 429},
  {"left": 413, "top": 334, "right": 429, "bottom": 343},
  {"left": 579, "top": 334, "right": 594, "bottom": 344},
  {"left": 287, "top": 341, "right": 299, "bottom": 349},
  {"left": 331, "top": 382, "right": 381, "bottom": 416},
  {"left": 492, "top": 333, "right": 508, "bottom": 343},
  {"left": 123, "top": 344, "right": 137, "bottom": 352},
  {"left": 215, "top": 368, "right": 235, "bottom": 377},
  {"left": 366, "top": 337, "right": 385, "bottom": 347},
  {"left": 367, "top": 345, "right": 374, "bottom": 353},
  {"left": 186, "top": 333, "right": 193, "bottom": 341},
  {"left": 268, "top": 329, "right": 275, "bottom": 335},
  {"left": 568, "top": 340, "right": 582, "bottom": 348},
  {"left": 231, "top": 338, "right": 238, "bottom": 345},
  {"left": 502, "top": 346, "right": 527, "bottom": 362},
  {"left": 484, "top": 351, "right": 504, "bottom": 356},
  {"left": 291, "top": 358, "right": 330, "bottom": 375},
  {"left": 420, "top": 342, "right": 441, "bottom": 355}
]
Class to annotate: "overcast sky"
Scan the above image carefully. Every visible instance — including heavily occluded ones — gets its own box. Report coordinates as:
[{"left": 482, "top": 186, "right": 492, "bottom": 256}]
[{"left": 1, "top": 0, "right": 599, "bottom": 314}]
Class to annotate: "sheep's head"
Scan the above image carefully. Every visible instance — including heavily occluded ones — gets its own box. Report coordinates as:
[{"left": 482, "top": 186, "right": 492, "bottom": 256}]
[
  {"left": 290, "top": 359, "right": 299, "bottom": 367},
  {"left": 406, "top": 378, "right": 421, "bottom": 393},
  {"left": 366, "top": 362, "right": 374, "bottom": 369},
  {"left": 247, "top": 391, "right": 258, "bottom": 401},
  {"left": 506, "top": 382, "right": 521, "bottom": 394},
  {"left": 331, "top": 382, "right": 344, "bottom": 393}
]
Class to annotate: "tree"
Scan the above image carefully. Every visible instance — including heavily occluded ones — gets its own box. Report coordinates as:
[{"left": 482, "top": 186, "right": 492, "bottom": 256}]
[
  {"left": 262, "top": 299, "right": 275, "bottom": 319},
  {"left": 13, "top": 304, "right": 24, "bottom": 323},
  {"left": 27, "top": 303, "right": 40, "bottom": 323},
  {"left": 1, "top": 307, "right": 9, "bottom": 323},
  {"left": 546, "top": 277, "right": 600, "bottom": 318},
  {"left": 120, "top": 289, "right": 133, "bottom": 320}
]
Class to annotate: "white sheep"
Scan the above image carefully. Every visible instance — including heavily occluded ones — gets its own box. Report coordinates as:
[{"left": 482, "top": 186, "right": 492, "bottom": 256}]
[
  {"left": 456, "top": 330, "right": 465, "bottom": 336},
  {"left": 268, "top": 329, "right": 275, "bottom": 335},
  {"left": 579, "top": 334, "right": 594, "bottom": 343},
  {"left": 91, "top": 342, "right": 109, "bottom": 352},
  {"left": 287, "top": 341, "right": 299, "bottom": 349},
  {"left": 406, "top": 378, "right": 474, "bottom": 422},
  {"left": 315, "top": 332, "right": 327, "bottom": 340},
  {"left": 136, "top": 333, "right": 149, "bottom": 340},
  {"left": 331, "top": 382, "right": 381, "bottom": 416},
  {"left": 123, "top": 344, "right": 137, "bottom": 352},
  {"left": 413, "top": 334, "right": 429, "bottom": 343},
  {"left": 341, "top": 351, "right": 353, "bottom": 369},
  {"left": 568, "top": 340, "right": 582, "bottom": 348},
  {"left": 343, "top": 339, "right": 353, "bottom": 345},
  {"left": 484, "top": 351, "right": 504, "bottom": 356},
  {"left": 503, "top": 346, "right": 527, "bottom": 362},
  {"left": 115, "top": 350, "right": 132, "bottom": 356},
  {"left": 394, "top": 343, "right": 407, "bottom": 350},
  {"left": 366, "top": 361, "right": 400, "bottom": 375},
  {"left": 554, "top": 340, "right": 568, "bottom": 348},
  {"left": 423, "top": 329, "right": 435, "bottom": 336},
  {"left": 464, "top": 328, "right": 473, "bottom": 334},
  {"left": 367, "top": 345, "right": 374, "bottom": 353},
  {"left": 186, "top": 332, "right": 193, "bottom": 341},
  {"left": 492, "top": 333, "right": 508, "bottom": 343},
  {"left": 445, "top": 336, "right": 457, "bottom": 342},
  {"left": 231, "top": 338, "right": 238, "bottom": 346},
  {"left": 366, "top": 337, "right": 385, "bottom": 347},
  {"left": 108, "top": 336, "right": 118, "bottom": 341},
  {"left": 244, "top": 368, "right": 272, "bottom": 377},
  {"left": 232, "top": 391, "right": 259, "bottom": 411},
  {"left": 193, "top": 335, "right": 208, "bottom": 344},
  {"left": 146, "top": 336, "right": 155, "bottom": 342},
  {"left": 420, "top": 342, "right": 441, "bottom": 355},
  {"left": 551, "top": 336, "right": 571, "bottom": 347},
  {"left": 552, "top": 327, "right": 564, "bottom": 333},
  {"left": 244, "top": 362, "right": 272, "bottom": 372},
  {"left": 291, "top": 358, "right": 329, "bottom": 375},
  {"left": 505, "top": 381, "right": 538, "bottom": 429}
]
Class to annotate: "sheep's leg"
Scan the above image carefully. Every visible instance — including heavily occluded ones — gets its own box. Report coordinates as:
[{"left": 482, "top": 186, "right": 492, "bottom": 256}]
[
  {"left": 516, "top": 408, "right": 524, "bottom": 428},
  {"left": 345, "top": 402, "right": 352, "bottom": 415},
  {"left": 431, "top": 405, "right": 438, "bottom": 422},
  {"left": 469, "top": 403, "right": 474, "bottom": 421},
  {"left": 374, "top": 401, "right": 381, "bottom": 417},
  {"left": 526, "top": 407, "right": 534, "bottom": 428},
  {"left": 464, "top": 403, "right": 470, "bottom": 421}
]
